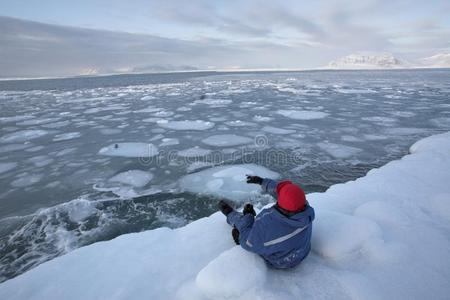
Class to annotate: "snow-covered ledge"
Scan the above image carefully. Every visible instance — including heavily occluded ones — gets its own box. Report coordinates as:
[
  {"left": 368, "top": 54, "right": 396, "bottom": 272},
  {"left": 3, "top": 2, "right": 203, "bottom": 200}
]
[{"left": 1, "top": 132, "right": 450, "bottom": 300}]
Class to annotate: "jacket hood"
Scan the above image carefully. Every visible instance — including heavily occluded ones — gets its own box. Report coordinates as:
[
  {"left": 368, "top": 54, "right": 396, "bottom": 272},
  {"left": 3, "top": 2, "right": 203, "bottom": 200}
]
[{"left": 272, "top": 203, "right": 315, "bottom": 228}]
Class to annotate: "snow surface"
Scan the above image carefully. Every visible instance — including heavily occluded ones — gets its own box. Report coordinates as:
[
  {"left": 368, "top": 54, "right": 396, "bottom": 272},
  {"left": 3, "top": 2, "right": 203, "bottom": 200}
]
[
  {"left": 98, "top": 143, "right": 158, "bottom": 158},
  {"left": 1, "top": 132, "right": 450, "bottom": 299}
]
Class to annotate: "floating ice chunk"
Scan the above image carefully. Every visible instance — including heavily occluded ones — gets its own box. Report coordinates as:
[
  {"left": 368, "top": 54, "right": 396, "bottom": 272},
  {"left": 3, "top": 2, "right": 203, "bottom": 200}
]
[
  {"left": 56, "top": 148, "right": 77, "bottom": 156},
  {"left": 317, "top": 142, "right": 362, "bottom": 159},
  {"left": 253, "top": 115, "right": 273, "bottom": 122},
  {"left": 11, "top": 173, "right": 43, "bottom": 187},
  {"left": 262, "top": 126, "right": 296, "bottom": 135},
  {"left": 277, "top": 110, "right": 329, "bottom": 120},
  {"left": 142, "top": 117, "right": 164, "bottom": 123},
  {"left": 194, "top": 99, "right": 232, "bottom": 106},
  {"left": 179, "top": 164, "right": 279, "bottom": 201},
  {"left": 0, "top": 130, "right": 49, "bottom": 143},
  {"left": 335, "top": 88, "right": 376, "bottom": 94},
  {"left": 177, "top": 147, "right": 212, "bottom": 158},
  {"left": 196, "top": 247, "right": 267, "bottom": 300},
  {"left": 140, "top": 95, "right": 155, "bottom": 101},
  {"left": 0, "top": 115, "right": 34, "bottom": 123},
  {"left": 430, "top": 117, "right": 450, "bottom": 128},
  {"left": 202, "top": 134, "right": 253, "bottom": 147},
  {"left": 27, "top": 156, "right": 54, "bottom": 167},
  {"left": 225, "top": 120, "right": 256, "bottom": 127},
  {"left": 187, "top": 161, "right": 214, "bottom": 173},
  {"left": 17, "top": 118, "right": 60, "bottom": 126},
  {"left": 362, "top": 116, "right": 397, "bottom": 123},
  {"left": 53, "top": 132, "right": 81, "bottom": 141},
  {"left": 385, "top": 128, "right": 429, "bottom": 135},
  {"left": 134, "top": 107, "right": 162, "bottom": 113},
  {"left": 159, "top": 138, "right": 179, "bottom": 147},
  {"left": 176, "top": 106, "right": 191, "bottom": 111},
  {"left": 42, "top": 121, "right": 71, "bottom": 128},
  {"left": 364, "top": 134, "right": 387, "bottom": 141},
  {"left": 153, "top": 111, "right": 174, "bottom": 117},
  {"left": 312, "top": 210, "right": 382, "bottom": 259},
  {"left": 98, "top": 143, "right": 158, "bottom": 158},
  {"left": 109, "top": 170, "right": 154, "bottom": 187},
  {"left": 157, "top": 120, "right": 215, "bottom": 131},
  {"left": 99, "top": 128, "right": 122, "bottom": 135},
  {"left": 0, "top": 162, "right": 17, "bottom": 174},
  {"left": 341, "top": 135, "right": 363, "bottom": 142},
  {"left": 0, "top": 144, "right": 30, "bottom": 153}
]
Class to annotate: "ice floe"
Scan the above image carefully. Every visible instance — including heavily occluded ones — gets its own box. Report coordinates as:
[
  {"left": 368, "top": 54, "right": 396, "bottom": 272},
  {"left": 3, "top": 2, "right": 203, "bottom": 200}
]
[
  {"left": 0, "top": 162, "right": 17, "bottom": 174},
  {"left": 109, "top": 170, "right": 154, "bottom": 187},
  {"left": 53, "top": 132, "right": 81, "bottom": 142},
  {"left": 157, "top": 120, "right": 215, "bottom": 131},
  {"left": 317, "top": 142, "right": 362, "bottom": 159},
  {"left": 202, "top": 134, "right": 253, "bottom": 147},
  {"left": 98, "top": 143, "right": 158, "bottom": 158},
  {"left": 0, "top": 130, "right": 49, "bottom": 143},
  {"left": 179, "top": 163, "right": 279, "bottom": 201},
  {"left": 177, "top": 147, "right": 212, "bottom": 158},
  {"left": 277, "top": 110, "right": 329, "bottom": 120}
]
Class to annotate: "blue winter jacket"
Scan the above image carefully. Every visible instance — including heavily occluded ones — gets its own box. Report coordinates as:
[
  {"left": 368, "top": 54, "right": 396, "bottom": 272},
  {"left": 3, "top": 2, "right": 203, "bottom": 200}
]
[{"left": 227, "top": 178, "right": 315, "bottom": 269}]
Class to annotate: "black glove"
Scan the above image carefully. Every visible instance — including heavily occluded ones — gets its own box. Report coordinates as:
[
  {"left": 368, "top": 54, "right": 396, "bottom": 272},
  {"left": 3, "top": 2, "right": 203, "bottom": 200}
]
[
  {"left": 246, "top": 175, "right": 263, "bottom": 185},
  {"left": 218, "top": 200, "right": 234, "bottom": 216},
  {"left": 243, "top": 203, "right": 256, "bottom": 216},
  {"left": 232, "top": 227, "right": 240, "bottom": 245}
]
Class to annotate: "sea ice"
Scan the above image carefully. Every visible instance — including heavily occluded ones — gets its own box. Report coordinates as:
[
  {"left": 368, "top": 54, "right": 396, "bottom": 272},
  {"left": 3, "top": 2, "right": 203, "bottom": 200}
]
[
  {"left": 53, "top": 132, "right": 81, "bottom": 141},
  {"left": 179, "top": 164, "right": 279, "bottom": 201},
  {"left": 0, "top": 162, "right": 17, "bottom": 174},
  {"left": 317, "top": 142, "right": 362, "bottom": 159},
  {"left": 202, "top": 134, "right": 253, "bottom": 147},
  {"left": 194, "top": 99, "right": 232, "bottom": 106},
  {"left": 0, "top": 130, "right": 49, "bottom": 143},
  {"left": 277, "top": 110, "right": 329, "bottom": 120},
  {"left": 11, "top": 173, "right": 43, "bottom": 187},
  {"left": 27, "top": 156, "right": 54, "bottom": 168},
  {"left": 177, "top": 147, "right": 212, "bottom": 158},
  {"left": 157, "top": 120, "right": 215, "bottom": 131},
  {"left": 262, "top": 126, "right": 296, "bottom": 135},
  {"left": 98, "top": 143, "right": 158, "bottom": 158},
  {"left": 159, "top": 138, "right": 179, "bottom": 147},
  {"left": 109, "top": 170, "right": 154, "bottom": 187}
]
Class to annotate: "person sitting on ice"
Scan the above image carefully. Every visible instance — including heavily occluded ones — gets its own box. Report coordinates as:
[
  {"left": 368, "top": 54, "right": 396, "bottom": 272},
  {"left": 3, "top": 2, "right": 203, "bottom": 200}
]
[{"left": 219, "top": 175, "right": 315, "bottom": 269}]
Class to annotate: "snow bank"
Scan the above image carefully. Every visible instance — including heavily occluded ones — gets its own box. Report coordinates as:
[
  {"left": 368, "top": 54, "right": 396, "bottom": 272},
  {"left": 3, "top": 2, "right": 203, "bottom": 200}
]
[
  {"left": 1, "top": 132, "right": 450, "bottom": 300},
  {"left": 179, "top": 164, "right": 280, "bottom": 201}
]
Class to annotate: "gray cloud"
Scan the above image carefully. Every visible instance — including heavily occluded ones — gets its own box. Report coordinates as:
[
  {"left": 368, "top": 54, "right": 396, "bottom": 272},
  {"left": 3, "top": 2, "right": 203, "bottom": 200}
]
[{"left": 0, "top": 16, "right": 330, "bottom": 78}]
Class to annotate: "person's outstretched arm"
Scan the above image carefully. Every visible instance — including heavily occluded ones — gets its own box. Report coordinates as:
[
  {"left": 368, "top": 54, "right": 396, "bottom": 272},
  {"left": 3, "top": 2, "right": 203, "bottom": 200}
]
[{"left": 246, "top": 175, "right": 278, "bottom": 197}]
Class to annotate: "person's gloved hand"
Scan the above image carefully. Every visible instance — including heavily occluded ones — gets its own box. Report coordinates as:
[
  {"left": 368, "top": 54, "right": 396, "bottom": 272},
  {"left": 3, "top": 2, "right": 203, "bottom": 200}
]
[
  {"left": 232, "top": 227, "right": 240, "bottom": 245},
  {"left": 243, "top": 203, "right": 256, "bottom": 216},
  {"left": 246, "top": 175, "right": 263, "bottom": 185}
]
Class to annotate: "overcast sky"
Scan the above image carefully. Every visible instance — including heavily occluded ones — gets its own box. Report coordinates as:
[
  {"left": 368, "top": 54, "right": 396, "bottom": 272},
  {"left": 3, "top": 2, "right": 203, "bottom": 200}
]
[{"left": 0, "top": 0, "right": 449, "bottom": 77}]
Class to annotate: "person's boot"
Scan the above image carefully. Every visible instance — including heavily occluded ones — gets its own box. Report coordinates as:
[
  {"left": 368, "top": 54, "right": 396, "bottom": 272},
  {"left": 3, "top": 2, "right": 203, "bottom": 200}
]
[{"left": 218, "top": 200, "right": 234, "bottom": 216}]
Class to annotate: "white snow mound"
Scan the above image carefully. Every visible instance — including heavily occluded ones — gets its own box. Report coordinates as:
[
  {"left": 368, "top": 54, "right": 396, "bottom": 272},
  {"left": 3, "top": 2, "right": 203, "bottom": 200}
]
[{"left": 196, "top": 247, "right": 267, "bottom": 300}]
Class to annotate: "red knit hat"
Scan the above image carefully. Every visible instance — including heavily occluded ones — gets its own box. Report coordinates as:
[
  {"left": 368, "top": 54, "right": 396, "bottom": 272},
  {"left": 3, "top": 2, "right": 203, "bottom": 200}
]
[{"left": 276, "top": 181, "right": 306, "bottom": 212}]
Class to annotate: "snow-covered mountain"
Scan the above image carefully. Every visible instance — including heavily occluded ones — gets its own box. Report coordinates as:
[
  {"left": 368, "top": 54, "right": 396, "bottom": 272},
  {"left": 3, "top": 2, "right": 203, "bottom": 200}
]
[
  {"left": 419, "top": 53, "right": 450, "bottom": 68},
  {"left": 327, "top": 53, "right": 408, "bottom": 69}
]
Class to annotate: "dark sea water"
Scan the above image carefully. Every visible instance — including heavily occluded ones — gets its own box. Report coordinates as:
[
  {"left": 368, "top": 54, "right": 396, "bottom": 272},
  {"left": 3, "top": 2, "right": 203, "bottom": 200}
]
[{"left": 0, "top": 69, "right": 449, "bottom": 282}]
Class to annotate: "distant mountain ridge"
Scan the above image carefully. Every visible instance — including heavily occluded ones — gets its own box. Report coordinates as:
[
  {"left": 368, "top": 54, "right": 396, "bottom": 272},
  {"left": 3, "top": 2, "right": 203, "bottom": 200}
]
[
  {"left": 327, "top": 53, "right": 408, "bottom": 69},
  {"left": 326, "top": 52, "right": 450, "bottom": 70}
]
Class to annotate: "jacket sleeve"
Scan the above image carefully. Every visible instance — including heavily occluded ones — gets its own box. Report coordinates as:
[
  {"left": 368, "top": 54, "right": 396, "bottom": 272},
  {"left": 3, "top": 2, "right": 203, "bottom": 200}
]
[
  {"left": 226, "top": 211, "right": 266, "bottom": 255},
  {"left": 261, "top": 178, "right": 278, "bottom": 197}
]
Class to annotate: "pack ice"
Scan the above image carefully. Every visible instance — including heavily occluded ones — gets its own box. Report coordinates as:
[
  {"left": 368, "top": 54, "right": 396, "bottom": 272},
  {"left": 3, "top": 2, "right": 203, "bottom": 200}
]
[{"left": 1, "top": 132, "right": 450, "bottom": 300}]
